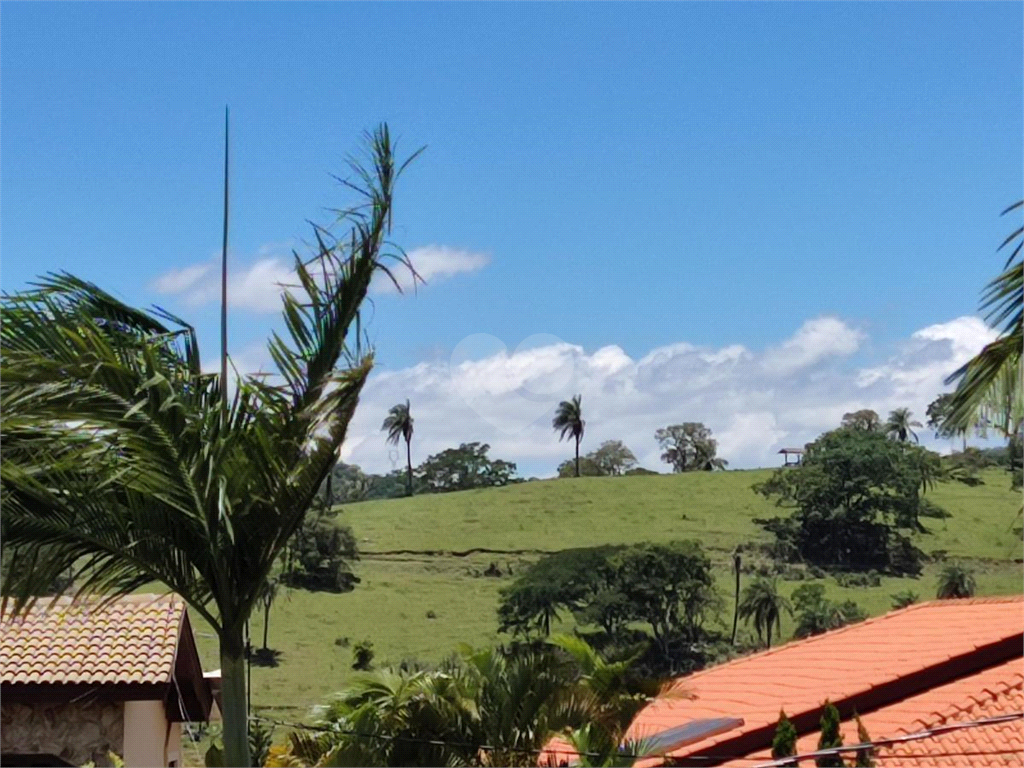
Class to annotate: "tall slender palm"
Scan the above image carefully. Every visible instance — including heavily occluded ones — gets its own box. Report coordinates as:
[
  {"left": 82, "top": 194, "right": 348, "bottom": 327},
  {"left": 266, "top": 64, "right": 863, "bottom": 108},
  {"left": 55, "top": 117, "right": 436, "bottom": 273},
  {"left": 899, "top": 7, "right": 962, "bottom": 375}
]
[
  {"left": 885, "top": 408, "right": 923, "bottom": 443},
  {"left": 731, "top": 548, "right": 742, "bottom": 645},
  {"left": 738, "top": 578, "right": 792, "bottom": 649},
  {"left": 382, "top": 400, "right": 415, "bottom": 496},
  {"left": 0, "top": 125, "right": 421, "bottom": 767},
  {"left": 553, "top": 394, "right": 585, "bottom": 477},
  {"left": 945, "top": 201, "right": 1023, "bottom": 436}
]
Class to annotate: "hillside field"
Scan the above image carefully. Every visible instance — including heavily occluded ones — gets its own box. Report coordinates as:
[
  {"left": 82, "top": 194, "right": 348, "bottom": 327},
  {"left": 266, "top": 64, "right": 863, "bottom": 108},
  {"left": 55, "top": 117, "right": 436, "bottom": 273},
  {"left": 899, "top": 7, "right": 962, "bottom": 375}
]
[{"left": 183, "top": 467, "right": 1022, "bottom": 746}]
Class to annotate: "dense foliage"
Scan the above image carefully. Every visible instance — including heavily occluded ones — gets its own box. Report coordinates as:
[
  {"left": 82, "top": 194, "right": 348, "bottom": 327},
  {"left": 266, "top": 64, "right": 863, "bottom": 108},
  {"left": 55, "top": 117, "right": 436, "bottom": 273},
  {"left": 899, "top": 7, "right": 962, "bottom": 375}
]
[
  {"left": 752, "top": 428, "right": 942, "bottom": 574},
  {"left": 557, "top": 441, "right": 639, "bottom": 478},
  {"left": 790, "top": 583, "right": 867, "bottom": 638},
  {"left": 816, "top": 701, "right": 845, "bottom": 767},
  {"left": 771, "top": 710, "right": 798, "bottom": 761},
  {"left": 415, "top": 442, "right": 519, "bottom": 493},
  {"left": 655, "top": 423, "right": 727, "bottom": 472},
  {"left": 282, "top": 510, "right": 360, "bottom": 593},
  {"left": 267, "top": 636, "right": 665, "bottom": 768},
  {"left": 498, "top": 542, "right": 721, "bottom": 674}
]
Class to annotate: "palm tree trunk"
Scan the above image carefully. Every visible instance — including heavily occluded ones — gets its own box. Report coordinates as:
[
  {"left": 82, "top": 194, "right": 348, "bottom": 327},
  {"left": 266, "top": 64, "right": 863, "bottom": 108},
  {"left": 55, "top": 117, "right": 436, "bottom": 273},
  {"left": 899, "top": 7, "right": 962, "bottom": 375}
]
[
  {"left": 220, "top": 631, "right": 251, "bottom": 767},
  {"left": 574, "top": 436, "right": 580, "bottom": 477},
  {"left": 406, "top": 438, "right": 413, "bottom": 497},
  {"left": 731, "top": 554, "right": 741, "bottom": 645},
  {"left": 263, "top": 604, "right": 270, "bottom": 651}
]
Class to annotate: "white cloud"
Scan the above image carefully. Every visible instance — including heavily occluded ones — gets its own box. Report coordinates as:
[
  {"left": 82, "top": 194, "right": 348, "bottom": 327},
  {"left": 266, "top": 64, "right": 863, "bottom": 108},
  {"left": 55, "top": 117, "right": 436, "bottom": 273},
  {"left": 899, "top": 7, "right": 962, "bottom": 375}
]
[
  {"left": 151, "top": 262, "right": 212, "bottom": 295},
  {"left": 152, "top": 244, "right": 490, "bottom": 313},
  {"left": 760, "top": 317, "right": 864, "bottom": 376},
  {"left": 374, "top": 246, "right": 490, "bottom": 294},
  {"left": 336, "top": 315, "right": 1002, "bottom": 477}
]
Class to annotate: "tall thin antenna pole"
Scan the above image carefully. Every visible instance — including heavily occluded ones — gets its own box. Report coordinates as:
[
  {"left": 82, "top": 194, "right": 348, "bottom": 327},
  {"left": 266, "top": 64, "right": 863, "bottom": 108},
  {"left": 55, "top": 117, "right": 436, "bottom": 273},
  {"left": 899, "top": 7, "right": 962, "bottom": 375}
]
[{"left": 220, "top": 106, "right": 230, "bottom": 423}]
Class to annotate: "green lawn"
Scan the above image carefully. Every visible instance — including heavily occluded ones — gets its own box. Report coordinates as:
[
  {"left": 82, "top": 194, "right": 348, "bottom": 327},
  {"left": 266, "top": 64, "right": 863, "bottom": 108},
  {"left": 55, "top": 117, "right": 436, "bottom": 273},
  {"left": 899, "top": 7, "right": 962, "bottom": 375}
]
[{"left": 183, "top": 467, "right": 1022, "bottom": 737}]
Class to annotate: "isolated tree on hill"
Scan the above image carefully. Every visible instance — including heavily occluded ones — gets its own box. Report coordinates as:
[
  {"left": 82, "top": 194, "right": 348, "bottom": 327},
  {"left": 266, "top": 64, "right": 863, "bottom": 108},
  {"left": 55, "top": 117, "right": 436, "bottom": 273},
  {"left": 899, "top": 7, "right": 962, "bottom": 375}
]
[
  {"left": 553, "top": 394, "right": 585, "bottom": 477},
  {"left": 416, "top": 442, "right": 518, "bottom": 492},
  {"left": 936, "top": 562, "right": 976, "bottom": 599},
  {"left": 841, "top": 409, "right": 881, "bottom": 431},
  {"left": 885, "top": 407, "right": 922, "bottom": 443},
  {"left": 816, "top": 700, "right": 845, "bottom": 767},
  {"left": 382, "top": 399, "right": 415, "bottom": 496},
  {"left": 738, "top": 578, "right": 791, "bottom": 649},
  {"left": 752, "top": 428, "right": 940, "bottom": 575},
  {"left": 590, "top": 440, "right": 638, "bottom": 476},
  {"left": 557, "top": 456, "right": 603, "bottom": 478},
  {"left": 655, "top": 423, "right": 726, "bottom": 472},
  {"left": 0, "top": 125, "right": 420, "bottom": 767}
]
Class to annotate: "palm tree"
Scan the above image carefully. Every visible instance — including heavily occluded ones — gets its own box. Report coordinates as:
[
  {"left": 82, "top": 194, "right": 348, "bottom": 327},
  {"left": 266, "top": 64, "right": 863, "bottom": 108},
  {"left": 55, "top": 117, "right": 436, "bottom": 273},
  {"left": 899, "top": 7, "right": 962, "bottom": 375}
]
[
  {"left": 945, "top": 201, "right": 1022, "bottom": 437},
  {"left": 283, "top": 635, "right": 669, "bottom": 768},
  {"left": 885, "top": 408, "right": 923, "bottom": 443},
  {"left": 936, "top": 562, "right": 977, "bottom": 599},
  {"left": 731, "top": 547, "right": 742, "bottom": 645},
  {"left": 0, "top": 125, "right": 420, "bottom": 767},
  {"left": 382, "top": 400, "right": 415, "bottom": 496},
  {"left": 553, "top": 394, "right": 585, "bottom": 477},
  {"left": 738, "top": 578, "right": 792, "bottom": 649}
]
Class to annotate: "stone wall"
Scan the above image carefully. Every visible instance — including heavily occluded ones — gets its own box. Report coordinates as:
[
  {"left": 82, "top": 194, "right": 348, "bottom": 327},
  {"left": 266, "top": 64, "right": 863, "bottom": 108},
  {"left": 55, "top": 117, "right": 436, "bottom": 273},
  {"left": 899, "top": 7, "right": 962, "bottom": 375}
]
[{"left": 0, "top": 701, "right": 124, "bottom": 767}]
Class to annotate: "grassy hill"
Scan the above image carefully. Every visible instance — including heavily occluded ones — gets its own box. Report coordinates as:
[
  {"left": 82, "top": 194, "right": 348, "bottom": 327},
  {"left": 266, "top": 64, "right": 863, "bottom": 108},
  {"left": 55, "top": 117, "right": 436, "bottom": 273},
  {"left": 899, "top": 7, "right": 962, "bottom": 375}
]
[{"left": 184, "top": 467, "right": 1022, "bottom": 742}]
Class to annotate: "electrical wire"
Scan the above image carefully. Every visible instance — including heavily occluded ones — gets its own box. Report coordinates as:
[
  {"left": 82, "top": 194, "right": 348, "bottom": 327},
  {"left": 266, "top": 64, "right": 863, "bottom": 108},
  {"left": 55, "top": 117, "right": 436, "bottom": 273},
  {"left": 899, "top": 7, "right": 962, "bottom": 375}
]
[{"left": 251, "top": 711, "right": 1024, "bottom": 764}]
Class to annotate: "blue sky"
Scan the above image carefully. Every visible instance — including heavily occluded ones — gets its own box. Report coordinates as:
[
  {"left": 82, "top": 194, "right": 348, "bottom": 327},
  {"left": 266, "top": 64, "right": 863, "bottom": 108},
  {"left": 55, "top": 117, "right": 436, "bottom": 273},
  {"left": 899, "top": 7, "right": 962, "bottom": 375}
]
[{"left": 3, "top": 3, "right": 1021, "bottom": 476}]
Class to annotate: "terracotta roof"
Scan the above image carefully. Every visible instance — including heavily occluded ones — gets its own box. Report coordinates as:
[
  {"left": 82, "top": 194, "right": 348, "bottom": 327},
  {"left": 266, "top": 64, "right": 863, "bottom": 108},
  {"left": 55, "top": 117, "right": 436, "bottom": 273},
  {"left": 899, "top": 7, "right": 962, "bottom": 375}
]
[
  {"left": 625, "top": 596, "right": 1024, "bottom": 765},
  {"left": 1, "top": 594, "right": 187, "bottom": 685},
  {"left": 730, "top": 658, "right": 1024, "bottom": 767}
]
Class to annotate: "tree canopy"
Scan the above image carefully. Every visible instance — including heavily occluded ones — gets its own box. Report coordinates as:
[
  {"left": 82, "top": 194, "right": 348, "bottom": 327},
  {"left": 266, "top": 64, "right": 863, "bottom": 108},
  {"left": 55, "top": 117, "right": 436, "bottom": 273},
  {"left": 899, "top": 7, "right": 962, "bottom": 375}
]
[
  {"left": 752, "top": 428, "right": 942, "bottom": 574},
  {"left": 416, "top": 442, "right": 518, "bottom": 492},
  {"left": 497, "top": 542, "right": 719, "bottom": 672},
  {"left": 655, "top": 423, "right": 727, "bottom": 472}
]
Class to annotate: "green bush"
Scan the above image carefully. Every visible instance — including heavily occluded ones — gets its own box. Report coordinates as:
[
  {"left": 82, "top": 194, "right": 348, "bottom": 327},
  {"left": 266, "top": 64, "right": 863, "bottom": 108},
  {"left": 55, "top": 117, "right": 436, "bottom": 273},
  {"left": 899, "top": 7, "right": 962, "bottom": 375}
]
[
  {"left": 890, "top": 590, "right": 919, "bottom": 609},
  {"left": 352, "top": 640, "right": 375, "bottom": 670},
  {"left": 283, "top": 512, "right": 360, "bottom": 593}
]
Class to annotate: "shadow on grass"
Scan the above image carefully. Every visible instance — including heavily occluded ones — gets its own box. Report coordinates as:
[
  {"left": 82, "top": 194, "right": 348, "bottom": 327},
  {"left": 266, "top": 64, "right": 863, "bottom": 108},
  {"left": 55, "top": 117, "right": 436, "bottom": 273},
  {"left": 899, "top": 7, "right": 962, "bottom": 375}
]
[{"left": 251, "top": 648, "right": 283, "bottom": 668}]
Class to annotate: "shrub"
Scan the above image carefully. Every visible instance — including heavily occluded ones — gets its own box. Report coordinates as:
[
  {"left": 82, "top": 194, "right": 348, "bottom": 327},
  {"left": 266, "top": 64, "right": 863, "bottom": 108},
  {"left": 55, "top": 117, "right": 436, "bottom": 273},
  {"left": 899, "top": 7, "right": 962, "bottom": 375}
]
[
  {"left": 352, "top": 640, "right": 375, "bottom": 670},
  {"left": 835, "top": 571, "right": 881, "bottom": 589},
  {"left": 936, "top": 562, "right": 977, "bottom": 599},
  {"left": 854, "top": 711, "right": 875, "bottom": 767},
  {"left": 334, "top": 636, "right": 350, "bottom": 647},
  {"left": 890, "top": 590, "right": 919, "bottom": 610},
  {"left": 792, "top": 584, "right": 867, "bottom": 638},
  {"left": 283, "top": 512, "right": 360, "bottom": 593},
  {"left": 771, "top": 710, "right": 797, "bottom": 761},
  {"left": 816, "top": 700, "right": 844, "bottom": 767}
]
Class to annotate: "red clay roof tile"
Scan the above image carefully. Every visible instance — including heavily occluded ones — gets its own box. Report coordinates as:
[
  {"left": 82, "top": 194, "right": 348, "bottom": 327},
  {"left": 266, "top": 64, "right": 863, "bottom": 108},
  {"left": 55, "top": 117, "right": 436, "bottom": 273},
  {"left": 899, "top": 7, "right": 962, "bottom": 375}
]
[
  {"left": 0, "top": 594, "right": 186, "bottom": 686},
  {"left": 625, "top": 596, "right": 1023, "bottom": 765}
]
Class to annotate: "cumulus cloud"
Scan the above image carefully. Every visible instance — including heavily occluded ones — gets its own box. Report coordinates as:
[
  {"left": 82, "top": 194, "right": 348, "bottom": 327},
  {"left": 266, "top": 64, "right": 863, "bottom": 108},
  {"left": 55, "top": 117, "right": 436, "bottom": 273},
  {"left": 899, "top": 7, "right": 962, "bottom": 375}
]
[
  {"left": 337, "top": 315, "right": 1000, "bottom": 477},
  {"left": 376, "top": 246, "right": 490, "bottom": 294},
  {"left": 151, "top": 244, "right": 489, "bottom": 312},
  {"left": 760, "top": 317, "right": 865, "bottom": 376}
]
